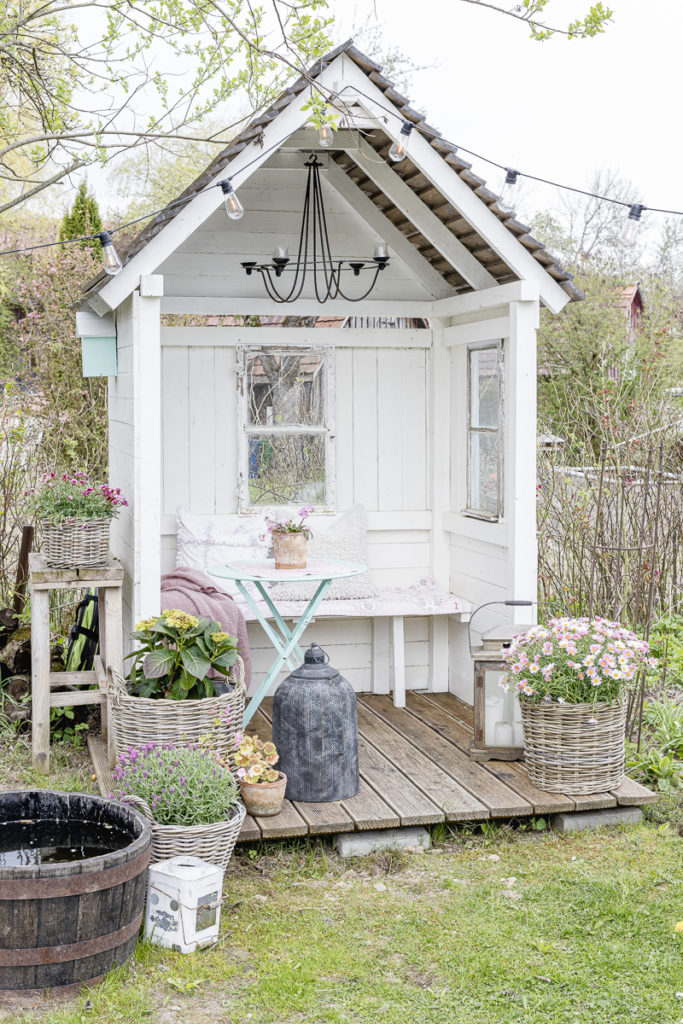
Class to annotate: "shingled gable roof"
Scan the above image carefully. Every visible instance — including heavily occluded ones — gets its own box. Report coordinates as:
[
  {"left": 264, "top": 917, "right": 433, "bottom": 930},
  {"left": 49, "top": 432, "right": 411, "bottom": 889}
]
[{"left": 83, "top": 39, "right": 581, "bottom": 304}]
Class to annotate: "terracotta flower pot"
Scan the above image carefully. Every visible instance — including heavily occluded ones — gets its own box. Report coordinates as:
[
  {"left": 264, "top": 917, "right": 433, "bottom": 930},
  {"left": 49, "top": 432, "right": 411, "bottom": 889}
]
[
  {"left": 272, "top": 532, "right": 307, "bottom": 569},
  {"left": 238, "top": 772, "right": 287, "bottom": 816}
]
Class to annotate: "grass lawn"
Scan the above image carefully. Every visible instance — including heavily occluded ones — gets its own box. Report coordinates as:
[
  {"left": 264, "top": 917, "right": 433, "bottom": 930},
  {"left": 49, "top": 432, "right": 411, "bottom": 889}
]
[{"left": 2, "top": 807, "right": 681, "bottom": 1024}]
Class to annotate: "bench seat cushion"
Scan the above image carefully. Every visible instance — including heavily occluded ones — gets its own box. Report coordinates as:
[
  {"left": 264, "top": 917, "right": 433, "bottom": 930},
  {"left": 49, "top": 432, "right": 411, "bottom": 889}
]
[{"left": 236, "top": 576, "right": 468, "bottom": 622}]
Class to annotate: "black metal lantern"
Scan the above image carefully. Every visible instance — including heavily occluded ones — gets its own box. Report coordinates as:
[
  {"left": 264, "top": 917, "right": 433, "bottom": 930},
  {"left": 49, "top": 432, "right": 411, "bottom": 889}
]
[
  {"left": 272, "top": 643, "right": 359, "bottom": 802},
  {"left": 241, "top": 154, "right": 390, "bottom": 304}
]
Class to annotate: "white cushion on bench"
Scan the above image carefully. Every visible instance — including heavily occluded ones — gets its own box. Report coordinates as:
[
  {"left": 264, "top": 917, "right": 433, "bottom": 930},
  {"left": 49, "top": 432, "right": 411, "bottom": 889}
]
[{"left": 236, "top": 576, "right": 467, "bottom": 622}]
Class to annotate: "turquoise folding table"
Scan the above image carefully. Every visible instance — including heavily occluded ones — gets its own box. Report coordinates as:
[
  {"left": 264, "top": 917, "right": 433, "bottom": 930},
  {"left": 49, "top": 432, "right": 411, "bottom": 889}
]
[{"left": 208, "top": 557, "right": 367, "bottom": 725}]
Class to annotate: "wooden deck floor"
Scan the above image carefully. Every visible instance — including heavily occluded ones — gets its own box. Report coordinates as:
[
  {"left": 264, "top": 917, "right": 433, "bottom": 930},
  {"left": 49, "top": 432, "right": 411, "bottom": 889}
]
[{"left": 90, "top": 691, "right": 656, "bottom": 842}]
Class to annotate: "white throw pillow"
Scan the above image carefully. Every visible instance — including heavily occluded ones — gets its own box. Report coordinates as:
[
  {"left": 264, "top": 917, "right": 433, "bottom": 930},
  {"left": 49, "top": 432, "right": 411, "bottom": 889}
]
[
  {"left": 270, "top": 506, "right": 376, "bottom": 601},
  {"left": 176, "top": 510, "right": 266, "bottom": 596}
]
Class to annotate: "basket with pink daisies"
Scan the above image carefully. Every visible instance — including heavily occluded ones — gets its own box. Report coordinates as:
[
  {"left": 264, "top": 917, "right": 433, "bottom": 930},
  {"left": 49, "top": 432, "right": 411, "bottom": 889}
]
[{"left": 500, "top": 617, "right": 656, "bottom": 795}]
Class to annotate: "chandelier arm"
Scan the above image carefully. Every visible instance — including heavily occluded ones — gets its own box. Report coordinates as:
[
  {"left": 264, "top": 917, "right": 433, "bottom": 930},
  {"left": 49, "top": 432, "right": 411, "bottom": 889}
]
[
  {"left": 311, "top": 161, "right": 335, "bottom": 295},
  {"left": 335, "top": 263, "right": 384, "bottom": 302}
]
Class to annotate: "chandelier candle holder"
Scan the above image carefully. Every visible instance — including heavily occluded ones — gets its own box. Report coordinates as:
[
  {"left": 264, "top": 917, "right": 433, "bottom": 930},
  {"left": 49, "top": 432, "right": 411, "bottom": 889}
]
[{"left": 241, "top": 155, "right": 390, "bottom": 304}]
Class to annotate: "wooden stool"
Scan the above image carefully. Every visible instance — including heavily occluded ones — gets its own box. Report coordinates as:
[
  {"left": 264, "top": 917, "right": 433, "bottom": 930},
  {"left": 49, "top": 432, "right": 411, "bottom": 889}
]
[{"left": 29, "top": 553, "right": 124, "bottom": 773}]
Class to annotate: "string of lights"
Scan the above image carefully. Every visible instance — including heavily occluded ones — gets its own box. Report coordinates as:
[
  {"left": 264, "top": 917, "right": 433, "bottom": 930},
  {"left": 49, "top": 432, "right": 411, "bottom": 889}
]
[{"left": 0, "top": 81, "right": 680, "bottom": 275}]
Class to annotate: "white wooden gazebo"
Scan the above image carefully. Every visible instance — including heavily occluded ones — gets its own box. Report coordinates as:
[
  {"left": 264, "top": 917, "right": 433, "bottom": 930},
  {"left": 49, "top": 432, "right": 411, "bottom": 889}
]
[{"left": 77, "top": 40, "right": 580, "bottom": 708}]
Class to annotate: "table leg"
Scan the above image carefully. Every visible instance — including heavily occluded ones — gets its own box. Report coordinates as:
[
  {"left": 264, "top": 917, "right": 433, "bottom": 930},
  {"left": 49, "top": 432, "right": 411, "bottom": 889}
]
[
  {"left": 255, "top": 585, "right": 306, "bottom": 665},
  {"left": 235, "top": 581, "right": 299, "bottom": 672},
  {"left": 243, "top": 579, "right": 331, "bottom": 725}
]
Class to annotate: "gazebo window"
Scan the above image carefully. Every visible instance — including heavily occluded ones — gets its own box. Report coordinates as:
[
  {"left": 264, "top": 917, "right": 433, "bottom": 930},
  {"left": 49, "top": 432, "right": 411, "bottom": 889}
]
[
  {"left": 237, "top": 347, "right": 334, "bottom": 510},
  {"left": 466, "top": 341, "right": 504, "bottom": 520}
]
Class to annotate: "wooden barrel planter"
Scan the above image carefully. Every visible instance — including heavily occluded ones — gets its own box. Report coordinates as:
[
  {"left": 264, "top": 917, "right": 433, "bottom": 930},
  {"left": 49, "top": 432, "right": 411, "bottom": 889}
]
[{"left": 0, "top": 791, "right": 151, "bottom": 994}]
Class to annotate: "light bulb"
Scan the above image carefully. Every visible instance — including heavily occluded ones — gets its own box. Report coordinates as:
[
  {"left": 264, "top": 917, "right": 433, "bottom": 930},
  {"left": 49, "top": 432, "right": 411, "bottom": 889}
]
[
  {"left": 318, "top": 124, "right": 334, "bottom": 148},
  {"left": 388, "top": 121, "right": 414, "bottom": 163},
  {"left": 621, "top": 203, "right": 645, "bottom": 247},
  {"left": 220, "top": 178, "right": 244, "bottom": 220},
  {"left": 97, "top": 232, "right": 122, "bottom": 275},
  {"left": 505, "top": 168, "right": 519, "bottom": 187}
]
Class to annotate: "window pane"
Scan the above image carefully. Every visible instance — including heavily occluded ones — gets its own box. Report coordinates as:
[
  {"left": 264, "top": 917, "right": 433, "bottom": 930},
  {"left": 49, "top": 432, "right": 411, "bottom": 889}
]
[
  {"left": 246, "top": 351, "right": 325, "bottom": 427},
  {"left": 470, "top": 347, "right": 499, "bottom": 429},
  {"left": 469, "top": 432, "right": 499, "bottom": 515},
  {"left": 248, "top": 433, "right": 326, "bottom": 506}
]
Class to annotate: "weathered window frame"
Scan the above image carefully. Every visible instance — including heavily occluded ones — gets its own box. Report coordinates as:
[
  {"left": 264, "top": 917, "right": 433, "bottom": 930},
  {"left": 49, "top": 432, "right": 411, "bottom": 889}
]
[
  {"left": 236, "top": 345, "right": 336, "bottom": 513},
  {"left": 465, "top": 340, "right": 504, "bottom": 522}
]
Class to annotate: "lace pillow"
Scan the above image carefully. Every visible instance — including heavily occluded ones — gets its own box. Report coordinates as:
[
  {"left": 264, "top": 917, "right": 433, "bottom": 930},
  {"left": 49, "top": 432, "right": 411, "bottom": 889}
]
[
  {"left": 270, "top": 506, "right": 376, "bottom": 601},
  {"left": 176, "top": 509, "right": 265, "bottom": 597}
]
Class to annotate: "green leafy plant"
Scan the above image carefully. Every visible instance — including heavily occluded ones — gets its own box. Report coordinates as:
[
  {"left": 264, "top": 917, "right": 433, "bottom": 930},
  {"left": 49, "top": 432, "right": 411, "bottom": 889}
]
[
  {"left": 113, "top": 741, "right": 239, "bottom": 825},
  {"left": 126, "top": 609, "right": 240, "bottom": 700},
  {"left": 264, "top": 504, "right": 313, "bottom": 537},
  {"left": 626, "top": 697, "right": 683, "bottom": 791},
  {"left": 647, "top": 616, "right": 683, "bottom": 688},
  {"left": 49, "top": 707, "right": 89, "bottom": 748},
  {"left": 32, "top": 472, "right": 127, "bottom": 523}
]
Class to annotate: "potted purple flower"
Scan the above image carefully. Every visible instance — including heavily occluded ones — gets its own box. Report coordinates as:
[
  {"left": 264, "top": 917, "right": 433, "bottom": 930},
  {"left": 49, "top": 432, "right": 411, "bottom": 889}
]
[
  {"left": 265, "top": 505, "right": 313, "bottom": 569},
  {"left": 112, "top": 740, "right": 246, "bottom": 867}
]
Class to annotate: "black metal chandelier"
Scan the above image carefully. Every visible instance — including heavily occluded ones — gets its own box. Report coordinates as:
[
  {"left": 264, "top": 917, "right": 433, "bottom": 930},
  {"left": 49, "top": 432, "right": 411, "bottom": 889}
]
[{"left": 241, "top": 155, "right": 390, "bottom": 304}]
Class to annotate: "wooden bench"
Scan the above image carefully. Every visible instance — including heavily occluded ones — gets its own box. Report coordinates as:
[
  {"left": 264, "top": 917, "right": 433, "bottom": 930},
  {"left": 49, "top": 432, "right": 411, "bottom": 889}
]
[{"left": 237, "top": 577, "right": 471, "bottom": 707}]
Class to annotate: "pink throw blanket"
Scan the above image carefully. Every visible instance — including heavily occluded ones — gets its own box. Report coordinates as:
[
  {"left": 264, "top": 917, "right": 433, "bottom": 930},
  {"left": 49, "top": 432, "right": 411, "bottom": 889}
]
[{"left": 161, "top": 567, "right": 252, "bottom": 693}]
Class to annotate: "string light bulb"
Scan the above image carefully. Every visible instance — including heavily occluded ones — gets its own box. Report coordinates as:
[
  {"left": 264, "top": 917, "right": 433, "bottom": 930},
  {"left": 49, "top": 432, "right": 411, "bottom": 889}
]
[
  {"left": 621, "top": 203, "right": 645, "bottom": 246},
  {"left": 504, "top": 168, "right": 519, "bottom": 187},
  {"left": 318, "top": 124, "right": 334, "bottom": 148},
  {"left": 220, "top": 178, "right": 244, "bottom": 220},
  {"left": 388, "top": 121, "right": 414, "bottom": 162},
  {"left": 97, "top": 232, "right": 122, "bottom": 275}
]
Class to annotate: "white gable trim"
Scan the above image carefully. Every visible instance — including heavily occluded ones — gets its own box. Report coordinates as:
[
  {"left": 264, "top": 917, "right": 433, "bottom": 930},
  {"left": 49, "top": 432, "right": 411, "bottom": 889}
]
[
  {"left": 92, "top": 60, "right": 345, "bottom": 313},
  {"left": 338, "top": 54, "right": 571, "bottom": 315}
]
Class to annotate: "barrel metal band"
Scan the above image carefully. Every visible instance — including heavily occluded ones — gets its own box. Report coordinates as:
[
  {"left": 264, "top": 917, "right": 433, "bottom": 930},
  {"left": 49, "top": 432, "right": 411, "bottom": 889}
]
[
  {"left": 0, "top": 912, "right": 142, "bottom": 966},
  {"left": 0, "top": 845, "right": 150, "bottom": 900}
]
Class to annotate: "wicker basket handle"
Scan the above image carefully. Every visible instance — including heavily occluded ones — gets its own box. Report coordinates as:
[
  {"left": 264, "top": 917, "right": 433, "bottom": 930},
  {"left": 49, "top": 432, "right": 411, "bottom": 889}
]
[
  {"left": 122, "top": 793, "right": 157, "bottom": 824},
  {"left": 105, "top": 666, "right": 129, "bottom": 705}
]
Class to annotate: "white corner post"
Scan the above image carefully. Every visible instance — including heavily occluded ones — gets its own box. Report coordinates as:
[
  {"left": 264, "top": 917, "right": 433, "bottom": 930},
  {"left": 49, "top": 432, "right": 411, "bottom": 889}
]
[
  {"left": 133, "top": 275, "right": 163, "bottom": 623},
  {"left": 506, "top": 295, "right": 540, "bottom": 625},
  {"left": 429, "top": 318, "right": 451, "bottom": 693}
]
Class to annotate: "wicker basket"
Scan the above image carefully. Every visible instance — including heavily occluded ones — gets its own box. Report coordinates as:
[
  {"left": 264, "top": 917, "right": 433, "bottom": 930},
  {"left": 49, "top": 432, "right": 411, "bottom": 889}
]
[
  {"left": 124, "top": 795, "right": 246, "bottom": 867},
  {"left": 41, "top": 517, "right": 110, "bottom": 568},
  {"left": 106, "top": 664, "right": 246, "bottom": 768},
  {"left": 520, "top": 698, "right": 626, "bottom": 794}
]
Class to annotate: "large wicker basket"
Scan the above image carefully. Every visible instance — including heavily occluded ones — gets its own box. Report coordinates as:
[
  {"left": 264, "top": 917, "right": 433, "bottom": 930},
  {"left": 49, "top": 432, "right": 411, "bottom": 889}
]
[
  {"left": 106, "top": 664, "right": 245, "bottom": 768},
  {"left": 125, "top": 795, "right": 246, "bottom": 867},
  {"left": 520, "top": 698, "right": 626, "bottom": 794},
  {"left": 41, "top": 516, "right": 111, "bottom": 568}
]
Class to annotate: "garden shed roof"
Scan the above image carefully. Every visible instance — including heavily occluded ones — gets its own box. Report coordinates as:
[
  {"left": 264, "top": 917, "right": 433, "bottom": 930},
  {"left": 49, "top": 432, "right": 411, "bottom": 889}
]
[{"left": 83, "top": 40, "right": 580, "bottom": 310}]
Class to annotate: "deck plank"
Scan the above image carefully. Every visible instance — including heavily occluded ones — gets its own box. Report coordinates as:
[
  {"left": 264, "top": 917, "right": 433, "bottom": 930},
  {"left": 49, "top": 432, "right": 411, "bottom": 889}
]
[
  {"left": 365, "top": 695, "right": 532, "bottom": 817},
  {"left": 420, "top": 692, "right": 620, "bottom": 812},
  {"left": 358, "top": 735, "right": 445, "bottom": 826},
  {"left": 406, "top": 693, "right": 574, "bottom": 815},
  {"left": 88, "top": 735, "right": 113, "bottom": 798},
  {"left": 356, "top": 701, "right": 489, "bottom": 821},
  {"left": 609, "top": 776, "right": 657, "bottom": 805}
]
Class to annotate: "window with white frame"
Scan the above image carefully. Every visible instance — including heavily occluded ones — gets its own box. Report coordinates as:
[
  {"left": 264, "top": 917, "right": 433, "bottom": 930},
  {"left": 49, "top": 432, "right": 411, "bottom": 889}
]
[
  {"left": 466, "top": 341, "right": 504, "bottom": 520},
  {"left": 237, "top": 346, "right": 334, "bottom": 510}
]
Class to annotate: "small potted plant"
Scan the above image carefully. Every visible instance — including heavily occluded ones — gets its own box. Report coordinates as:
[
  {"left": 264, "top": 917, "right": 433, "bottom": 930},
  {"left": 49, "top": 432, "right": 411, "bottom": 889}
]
[
  {"left": 501, "top": 616, "right": 656, "bottom": 794},
  {"left": 265, "top": 505, "right": 312, "bottom": 569},
  {"left": 234, "top": 733, "right": 287, "bottom": 816},
  {"left": 32, "top": 471, "right": 127, "bottom": 568},
  {"left": 105, "top": 611, "right": 246, "bottom": 765},
  {"left": 113, "top": 740, "right": 246, "bottom": 867}
]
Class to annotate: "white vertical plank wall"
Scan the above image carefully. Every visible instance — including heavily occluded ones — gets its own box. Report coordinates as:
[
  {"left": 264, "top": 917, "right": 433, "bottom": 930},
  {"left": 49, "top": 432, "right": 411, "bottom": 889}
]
[{"left": 158, "top": 326, "right": 434, "bottom": 691}]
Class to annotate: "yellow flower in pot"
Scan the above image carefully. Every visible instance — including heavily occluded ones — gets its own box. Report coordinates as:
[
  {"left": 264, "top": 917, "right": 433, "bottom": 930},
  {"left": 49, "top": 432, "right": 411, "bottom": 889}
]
[{"left": 234, "top": 733, "right": 286, "bottom": 816}]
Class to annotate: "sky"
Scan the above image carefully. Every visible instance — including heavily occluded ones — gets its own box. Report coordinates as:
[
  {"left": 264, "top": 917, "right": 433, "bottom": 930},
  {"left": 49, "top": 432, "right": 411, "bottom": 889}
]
[{"left": 332, "top": 0, "right": 683, "bottom": 235}]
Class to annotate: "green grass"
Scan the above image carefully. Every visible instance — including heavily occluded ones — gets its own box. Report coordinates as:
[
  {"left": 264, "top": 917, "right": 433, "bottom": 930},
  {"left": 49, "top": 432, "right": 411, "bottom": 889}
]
[{"left": 5, "top": 823, "right": 683, "bottom": 1024}]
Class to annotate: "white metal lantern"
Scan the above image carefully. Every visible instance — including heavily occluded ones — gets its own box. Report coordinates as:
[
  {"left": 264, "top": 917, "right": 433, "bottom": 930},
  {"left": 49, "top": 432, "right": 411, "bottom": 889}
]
[
  {"left": 470, "top": 624, "right": 531, "bottom": 761},
  {"left": 145, "top": 856, "right": 224, "bottom": 953}
]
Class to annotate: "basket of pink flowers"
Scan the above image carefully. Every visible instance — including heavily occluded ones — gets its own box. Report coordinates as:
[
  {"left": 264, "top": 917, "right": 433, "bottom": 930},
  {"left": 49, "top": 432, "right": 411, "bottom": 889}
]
[{"left": 500, "top": 617, "right": 656, "bottom": 794}]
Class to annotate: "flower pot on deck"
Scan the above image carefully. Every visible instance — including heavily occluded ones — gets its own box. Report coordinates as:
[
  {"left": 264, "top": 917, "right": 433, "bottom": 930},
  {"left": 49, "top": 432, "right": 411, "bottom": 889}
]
[{"left": 238, "top": 772, "right": 287, "bottom": 816}]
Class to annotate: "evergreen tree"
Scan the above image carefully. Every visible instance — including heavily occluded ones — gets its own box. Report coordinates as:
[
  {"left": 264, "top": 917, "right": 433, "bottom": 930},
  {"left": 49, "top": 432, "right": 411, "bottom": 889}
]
[{"left": 59, "top": 182, "right": 102, "bottom": 254}]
